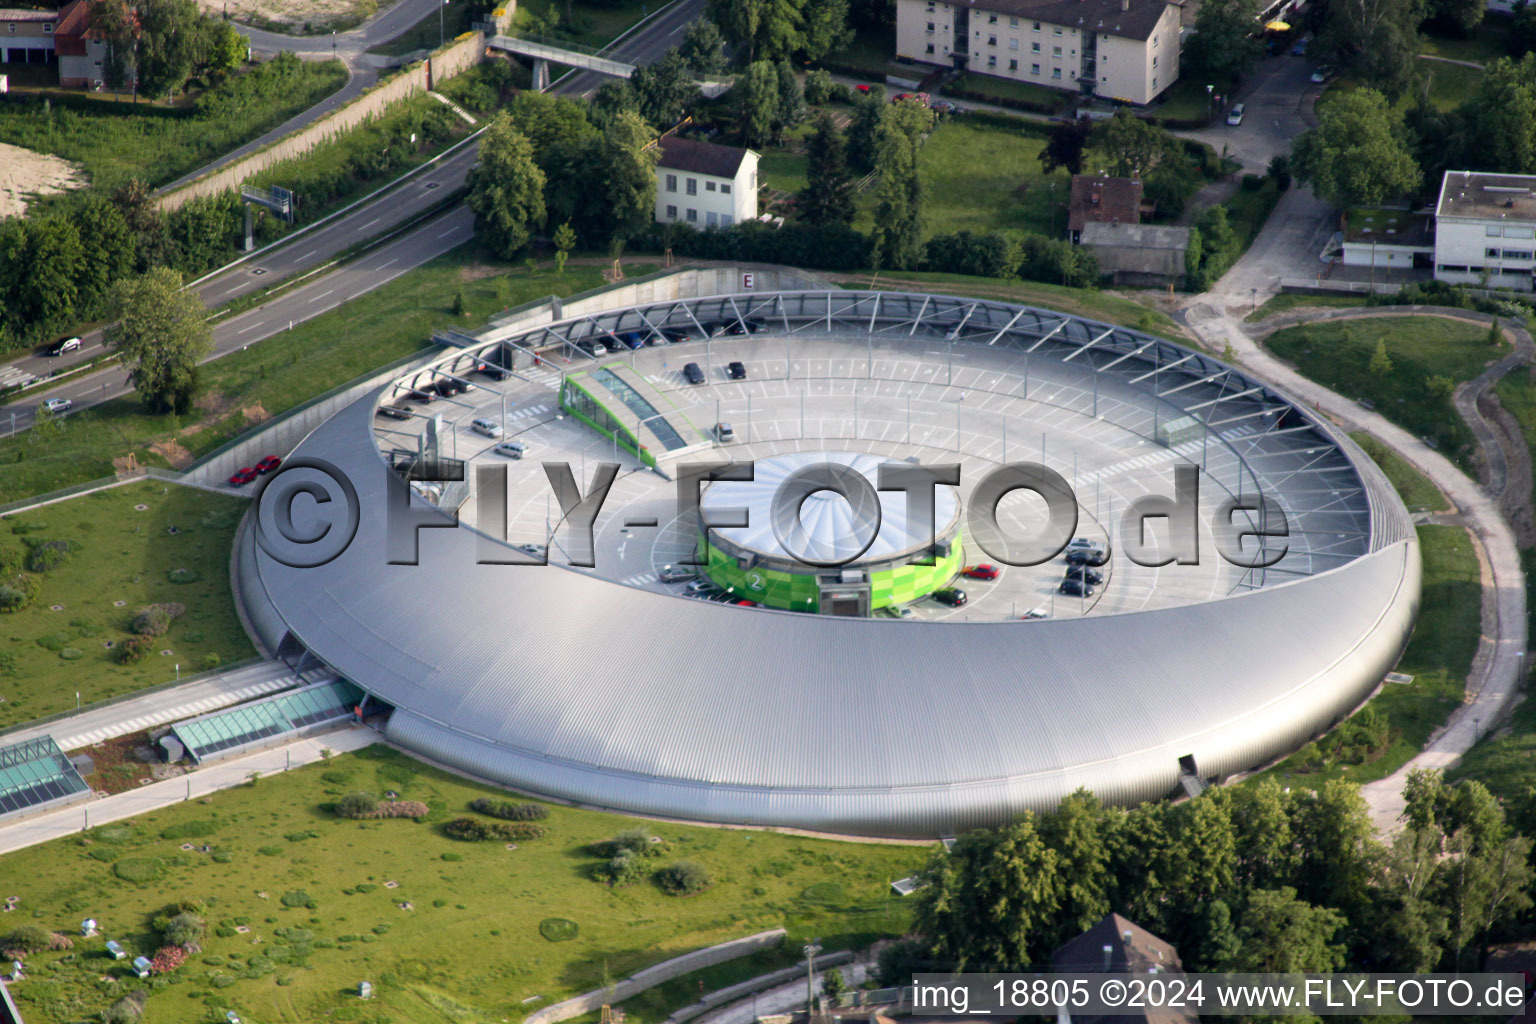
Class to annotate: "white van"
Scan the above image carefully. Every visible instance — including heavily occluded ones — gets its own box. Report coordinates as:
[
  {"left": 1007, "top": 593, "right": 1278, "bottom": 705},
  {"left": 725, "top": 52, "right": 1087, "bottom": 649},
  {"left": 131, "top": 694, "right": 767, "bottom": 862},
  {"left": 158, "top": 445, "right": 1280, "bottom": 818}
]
[
  {"left": 471, "top": 418, "right": 503, "bottom": 439},
  {"left": 494, "top": 440, "right": 527, "bottom": 459}
]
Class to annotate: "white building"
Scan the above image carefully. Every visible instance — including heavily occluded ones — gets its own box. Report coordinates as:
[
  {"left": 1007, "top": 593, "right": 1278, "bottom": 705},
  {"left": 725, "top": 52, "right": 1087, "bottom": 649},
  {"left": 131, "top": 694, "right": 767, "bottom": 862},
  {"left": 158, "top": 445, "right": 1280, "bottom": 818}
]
[
  {"left": 654, "top": 136, "right": 759, "bottom": 229},
  {"left": 894, "top": 0, "right": 1182, "bottom": 106},
  {"left": 1435, "top": 170, "right": 1536, "bottom": 292}
]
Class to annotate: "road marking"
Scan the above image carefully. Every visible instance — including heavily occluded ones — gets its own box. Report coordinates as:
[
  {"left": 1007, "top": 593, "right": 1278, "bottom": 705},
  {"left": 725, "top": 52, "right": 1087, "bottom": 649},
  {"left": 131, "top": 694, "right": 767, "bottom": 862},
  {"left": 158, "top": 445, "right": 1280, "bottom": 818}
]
[
  {"left": 376, "top": 258, "right": 398, "bottom": 269},
  {"left": 309, "top": 289, "right": 335, "bottom": 303},
  {"left": 236, "top": 322, "right": 261, "bottom": 334},
  {"left": 438, "top": 226, "right": 460, "bottom": 238},
  {"left": 361, "top": 218, "right": 380, "bottom": 229},
  {"left": 296, "top": 249, "right": 318, "bottom": 262}
]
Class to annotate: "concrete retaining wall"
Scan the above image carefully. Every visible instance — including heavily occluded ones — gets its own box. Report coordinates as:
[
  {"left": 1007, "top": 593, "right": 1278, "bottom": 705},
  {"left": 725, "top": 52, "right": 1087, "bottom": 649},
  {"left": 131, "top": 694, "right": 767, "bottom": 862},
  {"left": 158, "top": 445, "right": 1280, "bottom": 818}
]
[
  {"left": 666, "top": 950, "right": 855, "bottom": 1024},
  {"left": 158, "top": 33, "right": 485, "bottom": 211},
  {"left": 524, "top": 928, "right": 788, "bottom": 1024}
]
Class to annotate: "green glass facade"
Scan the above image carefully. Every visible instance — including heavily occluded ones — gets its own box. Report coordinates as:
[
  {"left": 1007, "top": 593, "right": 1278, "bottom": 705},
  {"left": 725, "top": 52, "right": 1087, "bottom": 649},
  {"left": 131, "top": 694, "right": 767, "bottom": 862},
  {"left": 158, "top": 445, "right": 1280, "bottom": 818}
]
[
  {"left": 561, "top": 377, "right": 655, "bottom": 467},
  {"left": 701, "top": 527, "right": 965, "bottom": 612}
]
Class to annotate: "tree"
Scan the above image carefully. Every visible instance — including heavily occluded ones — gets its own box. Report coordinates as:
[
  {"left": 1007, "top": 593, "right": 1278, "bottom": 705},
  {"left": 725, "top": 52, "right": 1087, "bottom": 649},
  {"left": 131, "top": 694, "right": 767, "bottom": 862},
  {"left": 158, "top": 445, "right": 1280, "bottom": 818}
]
[
  {"left": 1318, "top": 0, "right": 1423, "bottom": 101},
  {"left": 1370, "top": 338, "right": 1394, "bottom": 375},
  {"left": 600, "top": 110, "right": 660, "bottom": 241},
  {"left": 869, "top": 100, "right": 931, "bottom": 271},
  {"left": 553, "top": 221, "right": 577, "bottom": 273},
  {"left": 799, "top": 0, "right": 853, "bottom": 61},
  {"left": 1087, "top": 108, "right": 1175, "bottom": 178},
  {"left": 1374, "top": 823, "right": 1449, "bottom": 971},
  {"left": 73, "top": 194, "right": 136, "bottom": 314},
  {"left": 589, "top": 79, "right": 640, "bottom": 131},
  {"left": 706, "top": 0, "right": 802, "bottom": 63},
  {"left": 1513, "top": 0, "right": 1536, "bottom": 59},
  {"left": 1037, "top": 790, "right": 1111, "bottom": 949},
  {"left": 775, "top": 59, "right": 805, "bottom": 132},
  {"left": 1229, "top": 778, "right": 1296, "bottom": 892},
  {"left": 1291, "top": 779, "right": 1381, "bottom": 922},
  {"left": 1182, "top": 0, "right": 1264, "bottom": 87},
  {"left": 1455, "top": 56, "right": 1536, "bottom": 175},
  {"left": 804, "top": 67, "right": 834, "bottom": 106},
  {"left": 104, "top": 266, "right": 212, "bottom": 414},
  {"left": 680, "top": 18, "right": 729, "bottom": 74},
  {"left": 1038, "top": 117, "right": 1092, "bottom": 176},
  {"left": 1236, "top": 887, "right": 1348, "bottom": 972},
  {"left": 14, "top": 216, "right": 85, "bottom": 335},
  {"left": 466, "top": 113, "right": 548, "bottom": 259},
  {"left": 136, "top": 0, "right": 207, "bottom": 99},
  {"left": 732, "top": 60, "right": 780, "bottom": 147},
  {"left": 204, "top": 20, "right": 247, "bottom": 76},
  {"left": 1424, "top": 0, "right": 1483, "bottom": 34},
  {"left": 1291, "top": 88, "right": 1420, "bottom": 207},
  {"left": 847, "top": 85, "right": 885, "bottom": 173},
  {"left": 913, "top": 814, "right": 1062, "bottom": 970},
  {"left": 821, "top": 966, "right": 847, "bottom": 1005},
  {"left": 1192, "top": 899, "right": 1242, "bottom": 971},
  {"left": 799, "top": 113, "right": 855, "bottom": 226},
  {"left": 1165, "top": 793, "right": 1237, "bottom": 910},
  {"left": 91, "top": 0, "right": 138, "bottom": 91},
  {"left": 631, "top": 48, "right": 697, "bottom": 130},
  {"left": 508, "top": 91, "right": 600, "bottom": 155}
]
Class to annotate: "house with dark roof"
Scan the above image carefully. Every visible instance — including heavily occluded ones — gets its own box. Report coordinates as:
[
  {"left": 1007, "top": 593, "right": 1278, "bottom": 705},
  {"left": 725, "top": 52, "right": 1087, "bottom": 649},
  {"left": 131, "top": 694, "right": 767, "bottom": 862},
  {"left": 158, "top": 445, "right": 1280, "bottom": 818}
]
[
  {"left": 1050, "top": 913, "right": 1198, "bottom": 1024},
  {"left": 1067, "top": 174, "right": 1143, "bottom": 241},
  {"left": 655, "top": 135, "right": 760, "bottom": 230},
  {"left": 894, "top": 0, "right": 1183, "bottom": 105}
]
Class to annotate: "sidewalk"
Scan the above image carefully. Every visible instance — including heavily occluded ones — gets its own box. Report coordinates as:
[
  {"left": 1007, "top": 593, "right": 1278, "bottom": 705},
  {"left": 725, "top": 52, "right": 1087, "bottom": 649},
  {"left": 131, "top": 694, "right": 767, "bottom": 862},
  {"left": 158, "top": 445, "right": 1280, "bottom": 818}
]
[
  {"left": 692, "top": 959, "right": 872, "bottom": 1024},
  {"left": 0, "top": 725, "right": 377, "bottom": 857}
]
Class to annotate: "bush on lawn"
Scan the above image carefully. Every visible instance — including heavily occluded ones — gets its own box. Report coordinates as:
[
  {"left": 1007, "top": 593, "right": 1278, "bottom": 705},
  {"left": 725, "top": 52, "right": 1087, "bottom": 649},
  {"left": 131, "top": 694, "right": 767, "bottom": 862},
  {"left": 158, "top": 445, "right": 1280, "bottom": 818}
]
[
  {"left": 131, "top": 602, "right": 186, "bottom": 636},
  {"left": 102, "top": 989, "right": 148, "bottom": 1024},
  {"left": 24, "top": 539, "right": 71, "bottom": 572},
  {"left": 0, "top": 925, "right": 52, "bottom": 953},
  {"left": 601, "top": 849, "right": 647, "bottom": 887},
  {"left": 150, "top": 945, "right": 187, "bottom": 973},
  {"left": 442, "top": 817, "right": 545, "bottom": 842},
  {"left": 113, "top": 857, "right": 165, "bottom": 883},
  {"left": 0, "top": 573, "right": 42, "bottom": 613},
  {"left": 469, "top": 798, "right": 548, "bottom": 821},
  {"left": 162, "top": 912, "right": 205, "bottom": 947},
  {"left": 590, "top": 828, "right": 662, "bottom": 859},
  {"left": 655, "top": 859, "right": 711, "bottom": 896},
  {"left": 367, "top": 800, "right": 428, "bottom": 819},
  {"left": 539, "top": 917, "right": 579, "bottom": 942},
  {"left": 115, "top": 635, "right": 157, "bottom": 664},
  {"left": 335, "top": 792, "right": 379, "bottom": 819}
]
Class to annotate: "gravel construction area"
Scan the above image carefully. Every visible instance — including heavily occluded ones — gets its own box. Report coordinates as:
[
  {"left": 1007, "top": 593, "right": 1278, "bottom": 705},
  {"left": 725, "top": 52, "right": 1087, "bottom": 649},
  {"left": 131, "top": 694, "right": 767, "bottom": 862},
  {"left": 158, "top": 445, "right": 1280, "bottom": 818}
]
[{"left": 0, "top": 141, "right": 86, "bottom": 218}]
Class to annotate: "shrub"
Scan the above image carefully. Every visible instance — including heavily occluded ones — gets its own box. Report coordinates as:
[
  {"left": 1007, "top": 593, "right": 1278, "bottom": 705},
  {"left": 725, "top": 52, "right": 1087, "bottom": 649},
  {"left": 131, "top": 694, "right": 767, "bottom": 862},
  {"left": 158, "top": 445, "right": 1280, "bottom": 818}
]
[
  {"left": 1241, "top": 173, "right": 1262, "bottom": 191},
  {"left": 159, "top": 820, "right": 215, "bottom": 840},
  {"left": 335, "top": 792, "right": 379, "bottom": 819},
  {"left": 0, "top": 573, "right": 42, "bottom": 613},
  {"left": 601, "top": 850, "right": 647, "bottom": 887},
  {"left": 150, "top": 945, "right": 187, "bottom": 973},
  {"left": 115, "top": 634, "right": 156, "bottom": 664},
  {"left": 162, "top": 912, "right": 205, "bottom": 947},
  {"left": 102, "top": 989, "right": 148, "bottom": 1024},
  {"left": 656, "top": 860, "right": 711, "bottom": 896},
  {"left": 131, "top": 603, "right": 185, "bottom": 636},
  {"left": 443, "top": 817, "right": 489, "bottom": 841},
  {"left": 442, "top": 817, "right": 543, "bottom": 842},
  {"left": 114, "top": 857, "right": 165, "bottom": 883},
  {"left": 200, "top": 653, "right": 221, "bottom": 671},
  {"left": 25, "top": 539, "right": 70, "bottom": 572},
  {"left": 279, "top": 890, "right": 312, "bottom": 908},
  {"left": 469, "top": 798, "right": 548, "bottom": 821},
  {"left": 804, "top": 67, "right": 833, "bottom": 105},
  {"left": 166, "top": 567, "right": 199, "bottom": 584},
  {"left": 367, "top": 800, "right": 428, "bottom": 819},
  {"left": 1, "top": 925, "right": 51, "bottom": 953},
  {"left": 539, "top": 917, "right": 579, "bottom": 942},
  {"left": 591, "top": 828, "right": 660, "bottom": 858}
]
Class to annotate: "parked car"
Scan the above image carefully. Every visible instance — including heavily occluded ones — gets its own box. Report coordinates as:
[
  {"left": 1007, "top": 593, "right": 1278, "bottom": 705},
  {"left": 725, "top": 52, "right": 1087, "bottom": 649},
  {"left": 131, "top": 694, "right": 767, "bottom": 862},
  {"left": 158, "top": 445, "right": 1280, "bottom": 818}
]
[
  {"left": 661, "top": 327, "right": 690, "bottom": 343},
  {"left": 687, "top": 579, "right": 717, "bottom": 596},
  {"left": 1022, "top": 608, "right": 1050, "bottom": 620},
  {"left": 434, "top": 377, "right": 466, "bottom": 396},
  {"left": 494, "top": 440, "right": 527, "bottom": 458},
  {"left": 744, "top": 318, "right": 767, "bottom": 333},
  {"left": 855, "top": 83, "right": 871, "bottom": 93},
  {"left": 658, "top": 566, "right": 698, "bottom": 583},
  {"left": 962, "top": 564, "right": 1000, "bottom": 580},
  {"left": 932, "top": 587, "right": 968, "bottom": 607},
  {"left": 471, "top": 417, "right": 504, "bottom": 438},
  {"left": 255, "top": 455, "right": 282, "bottom": 474},
  {"left": 40, "top": 397, "right": 71, "bottom": 415},
  {"left": 1064, "top": 565, "right": 1104, "bottom": 585},
  {"left": 1291, "top": 36, "right": 1309, "bottom": 56},
  {"left": 376, "top": 403, "right": 412, "bottom": 420},
  {"left": 618, "top": 330, "right": 647, "bottom": 349},
  {"left": 1059, "top": 577, "right": 1094, "bottom": 597},
  {"left": 404, "top": 387, "right": 436, "bottom": 403},
  {"left": 726, "top": 318, "right": 768, "bottom": 335},
  {"left": 1226, "top": 102, "right": 1246, "bottom": 126},
  {"left": 883, "top": 605, "right": 915, "bottom": 619},
  {"left": 1310, "top": 66, "right": 1331, "bottom": 83},
  {"left": 474, "top": 361, "right": 508, "bottom": 380},
  {"left": 1066, "top": 538, "right": 1108, "bottom": 564},
  {"left": 574, "top": 339, "right": 603, "bottom": 358},
  {"left": 228, "top": 466, "right": 259, "bottom": 487},
  {"left": 598, "top": 333, "right": 625, "bottom": 352},
  {"left": 714, "top": 421, "right": 735, "bottom": 442},
  {"left": 700, "top": 320, "right": 730, "bottom": 336},
  {"left": 683, "top": 362, "right": 705, "bottom": 385},
  {"left": 734, "top": 599, "right": 758, "bottom": 607},
  {"left": 892, "top": 91, "right": 930, "bottom": 106},
  {"left": 48, "top": 336, "right": 81, "bottom": 356},
  {"left": 727, "top": 361, "right": 747, "bottom": 380}
]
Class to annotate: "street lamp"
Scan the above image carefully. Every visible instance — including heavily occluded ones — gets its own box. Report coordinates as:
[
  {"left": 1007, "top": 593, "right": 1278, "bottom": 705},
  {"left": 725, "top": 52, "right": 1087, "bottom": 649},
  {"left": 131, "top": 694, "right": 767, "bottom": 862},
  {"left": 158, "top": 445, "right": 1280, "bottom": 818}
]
[
  {"left": 804, "top": 942, "right": 823, "bottom": 1016},
  {"left": 440, "top": 0, "right": 448, "bottom": 47},
  {"left": 1205, "top": 83, "right": 1213, "bottom": 123}
]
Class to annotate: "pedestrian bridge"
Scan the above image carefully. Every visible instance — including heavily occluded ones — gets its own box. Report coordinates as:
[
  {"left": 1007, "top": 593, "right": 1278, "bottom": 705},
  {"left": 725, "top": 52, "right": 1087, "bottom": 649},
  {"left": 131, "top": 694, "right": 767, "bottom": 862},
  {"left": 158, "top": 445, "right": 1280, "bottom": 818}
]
[{"left": 487, "top": 34, "right": 634, "bottom": 90}]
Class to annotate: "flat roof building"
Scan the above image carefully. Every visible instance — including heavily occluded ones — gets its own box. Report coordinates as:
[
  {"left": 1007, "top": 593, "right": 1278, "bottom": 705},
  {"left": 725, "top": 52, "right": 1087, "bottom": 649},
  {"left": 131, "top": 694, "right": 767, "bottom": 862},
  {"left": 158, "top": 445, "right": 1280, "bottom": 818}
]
[{"left": 1434, "top": 170, "right": 1536, "bottom": 292}]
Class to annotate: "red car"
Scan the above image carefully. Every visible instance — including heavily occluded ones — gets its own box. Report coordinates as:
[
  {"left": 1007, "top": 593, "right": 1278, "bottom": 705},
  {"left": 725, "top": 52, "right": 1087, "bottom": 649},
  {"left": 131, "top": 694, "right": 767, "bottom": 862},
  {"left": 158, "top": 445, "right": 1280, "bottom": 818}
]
[
  {"left": 962, "top": 564, "right": 1000, "bottom": 580},
  {"left": 255, "top": 455, "right": 281, "bottom": 474},
  {"left": 735, "top": 600, "right": 758, "bottom": 607},
  {"left": 855, "top": 83, "right": 871, "bottom": 93},
  {"left": 228, "top": 467, "right": 259, "bottom": 486},
  {"left": 892, "top": 91, "right": 931, "bottom": 107}
]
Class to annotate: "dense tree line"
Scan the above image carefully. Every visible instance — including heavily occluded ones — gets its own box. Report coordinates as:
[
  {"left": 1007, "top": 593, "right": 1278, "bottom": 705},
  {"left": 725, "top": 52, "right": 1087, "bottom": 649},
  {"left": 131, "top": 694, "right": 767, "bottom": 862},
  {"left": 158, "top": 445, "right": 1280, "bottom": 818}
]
[
  {"left": 90, "top": 0, "right": 248, "bottom": 98},
  {"left": 883, "top": 773, "right": 1533, "bottom": 979}
]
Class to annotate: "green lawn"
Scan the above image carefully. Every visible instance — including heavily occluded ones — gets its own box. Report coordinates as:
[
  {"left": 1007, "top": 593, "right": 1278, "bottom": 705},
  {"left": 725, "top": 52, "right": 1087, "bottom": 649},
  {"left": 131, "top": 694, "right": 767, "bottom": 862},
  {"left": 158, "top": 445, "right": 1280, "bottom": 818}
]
[
  {"left": 1, "top": 745, "right": 927, "bottom": 1024},
  {"left": 0, "top": 252, "right": 649, "bottom": 502},
  {"left": 946, "top": 72, "right": 1071, "bottom": 112},
  {"left": 758, "top": 150, "right": 810, "bottom": 194},
  {"left": 1224, "top": 178, "right": 1284, "bottom": 249},
  {"left": 1151, "top": 77, "right": 1224, "bottom": 123},
  {"left": 0, "top": 481, "right": 254, "bottom": 729},
  {"left": 1324, "top": 59, "right": 1484, "bottom": 115},
  {"left": 0, "top": 57, "right": 348, "bottom": 192},
  {"left": 1418, "top": 23, "right": 1510, "bottom": 65},
  {"left": 1264, "top": 315, "right": 1506, "bottom": 466},
  {"left": 1349, "top": 431, "right": 1447, "bottom": 512},
  {"left": 1246, "top": 292, "right": 1367, "bottom": 323},
  {"left": 834, "top": 270, "right": 1187, "bottom": 339},
  {"left": 1261, "top": 523, "right": 1481, "bottom": 785},
  {"left": 907, "top": 119, "right": 1066, "bottom": 239},
  {"left": 821, "top": 24, "right": 905, "bottom": 80}
]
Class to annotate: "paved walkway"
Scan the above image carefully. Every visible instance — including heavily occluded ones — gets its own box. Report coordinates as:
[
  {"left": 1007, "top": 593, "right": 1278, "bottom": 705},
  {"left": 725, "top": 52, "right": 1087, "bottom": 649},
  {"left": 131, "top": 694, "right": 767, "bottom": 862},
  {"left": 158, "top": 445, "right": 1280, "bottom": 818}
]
[
  {"left": 0, "top": 724, "right": 377, "bottom": 857},
  {"left": 692, "top": 959, "right": 872, "bottom": 1024},
  {"left": 0, "top": 660, "right": 310, "bottom": 751},
  {"left": 1182, "top": 293, "right": 1529, "bottom": 833}
]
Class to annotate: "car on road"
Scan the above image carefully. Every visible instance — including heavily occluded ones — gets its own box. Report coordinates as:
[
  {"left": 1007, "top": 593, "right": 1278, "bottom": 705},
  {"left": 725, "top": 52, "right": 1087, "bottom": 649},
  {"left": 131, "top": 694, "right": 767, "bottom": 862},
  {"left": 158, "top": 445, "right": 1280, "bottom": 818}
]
[
  {"left": 1059, "top": 577, "right": 1094, "bottom": 597},
  {"left": 40, "top": 397, "right": 72, "bottom": 415},
  {"left": 932, "top": 587, "right": 968, "bottom": 607},
  {"left": 471, "top": 417, "right": 504, "bottom": 439},
  {"left": 47, "top": 336, "right": 81, "bottom": 356},
  {"left": 727, "top": 361, "right": 747, "bottom": 380},
  {"left": 493, "top": 440, "right": 527, "bottom": 459},
  {"left": 714, "top": 421, "right": 735, "bottom": 441},
  {"left": 683, "top": 362, "right": 705, "bottom": 385},
  {"left": 376, "top": 403, "right": 412, "bottom": 420},
  {"left": 1226, "top": 102, "right": 1246, "bottom": 126},
  {"left": 962, "top": 564, "right": 1000, "bottom": 580},
  {"left": 1291, "top": 36, "right": 1309, "bottom": 56},
  {"left": 687, "top": 579, "right": 717, "bottom": 596},
  {"left": 1064, "top": 565, "right": 1104, "bottom": 585},
  {"left": 228, "top": 466, "right": 259, "bottom": 487},
  {"left": 658, "top": 566, "right": 698, "bottom": 584},
  {"left": 1310, "top": 66, "right": 1332, "bottom": 83},
  {"left": 255, "top": 455, "right": 282, "bottom": 474}
]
